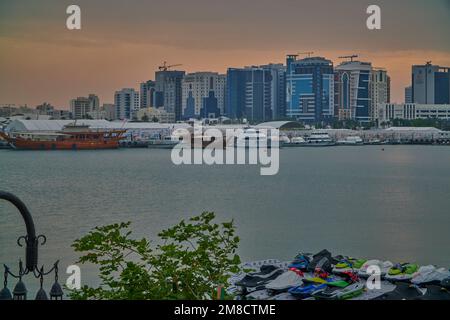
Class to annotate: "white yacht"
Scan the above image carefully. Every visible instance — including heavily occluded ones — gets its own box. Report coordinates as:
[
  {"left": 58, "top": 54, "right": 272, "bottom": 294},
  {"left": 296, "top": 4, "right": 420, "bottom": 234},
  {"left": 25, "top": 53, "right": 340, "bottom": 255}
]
[
  {"left": 302, "top": 131, "right": 335, "bottom": 147},
  {"left": 337, "top": 136, "right": 364, "bottom": 146},
  {"left": 235, "top": 128, "right": 271, "bottom": 148},
  {"left": 147, "top": 135, "right": 180, "bottom": 149},
  {"left": 283, "top": 136, "right": 306, "bottom": 147}
]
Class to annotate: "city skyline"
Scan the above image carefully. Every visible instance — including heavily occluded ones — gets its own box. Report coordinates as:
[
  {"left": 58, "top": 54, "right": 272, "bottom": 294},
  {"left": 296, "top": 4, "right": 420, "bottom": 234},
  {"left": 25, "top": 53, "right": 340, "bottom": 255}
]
[{"left": 1, "top": 0, "right": 450, "bottom": 107}]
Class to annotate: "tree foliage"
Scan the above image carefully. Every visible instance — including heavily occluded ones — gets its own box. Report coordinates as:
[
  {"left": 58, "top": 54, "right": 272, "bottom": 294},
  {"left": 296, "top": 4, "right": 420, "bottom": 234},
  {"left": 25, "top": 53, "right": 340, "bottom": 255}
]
[{"left": 69, "top": 212, "right": 241, "bottom": 300}]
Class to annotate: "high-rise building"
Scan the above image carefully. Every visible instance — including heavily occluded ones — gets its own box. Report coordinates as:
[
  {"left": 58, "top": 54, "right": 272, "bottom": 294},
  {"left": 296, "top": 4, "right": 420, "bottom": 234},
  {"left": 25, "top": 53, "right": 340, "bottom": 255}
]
[
  {"left": 370, "top": 69, "right": 390, "bottom": 121},
  {"left": 181, "top": 72, "right": 226, "bottom": 119},
  {"left": 114, "top": 88, "right": 140, "bottom": 120},
  {"left": 226, "top": 67, "right": 273, "bottom": 122},
  {"left": 70, "top": 94, "right": 99, "bottom": 119},
  {"left": 412, "top": 62, "right": 450, "bottom": 104},
  {"left": 140, "top": 80, "right": 156, "bottom": 108},
  {"left": 261, "top": 64, "right": 286, "bottom": 120},
  {"left": 405, "top": 86, "right": 413, "bottom": 104},
  {"left": 334, "top": 60, "right": 372, "bottom": 122},
  {"left": 286, "top": 56, "right": 334, "bottom": 122},
  {"left": 155, "top": 70, "right": 185, "bottom": 121}
]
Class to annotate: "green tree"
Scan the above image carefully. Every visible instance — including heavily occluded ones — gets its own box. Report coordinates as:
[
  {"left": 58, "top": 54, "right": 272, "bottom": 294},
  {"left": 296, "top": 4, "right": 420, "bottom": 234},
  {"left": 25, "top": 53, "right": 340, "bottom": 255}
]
[{"left": 69, "top": 212, "right": 241, "bottom": 300}]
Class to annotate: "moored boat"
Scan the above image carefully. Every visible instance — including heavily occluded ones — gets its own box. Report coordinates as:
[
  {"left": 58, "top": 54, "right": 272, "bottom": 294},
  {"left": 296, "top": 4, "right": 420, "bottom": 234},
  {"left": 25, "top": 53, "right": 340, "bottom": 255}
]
[
  {"left": 337, "top": 136, "right": 364, "bottom": 146},
  {"left": 300, "top": 131, "right": 336, "bottom": 147},
  {"left": 283, "top": 136, "right": 307, "bottom": 147},
  {"left": 0, "top": 124, "right": 126, "bottom": 150}
]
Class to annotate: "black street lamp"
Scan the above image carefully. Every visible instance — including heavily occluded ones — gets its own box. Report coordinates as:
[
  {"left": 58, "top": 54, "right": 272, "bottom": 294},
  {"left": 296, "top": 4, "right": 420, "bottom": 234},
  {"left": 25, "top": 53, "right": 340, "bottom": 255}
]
[{"left": 0, "top": 191, "right": 63, "bottom": 300}]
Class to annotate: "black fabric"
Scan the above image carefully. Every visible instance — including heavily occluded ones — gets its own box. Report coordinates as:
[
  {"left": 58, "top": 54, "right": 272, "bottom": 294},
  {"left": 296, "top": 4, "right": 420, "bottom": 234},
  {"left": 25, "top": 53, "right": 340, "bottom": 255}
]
[{"left": 372, "top": 282, "right": 423, "bottom": 300}]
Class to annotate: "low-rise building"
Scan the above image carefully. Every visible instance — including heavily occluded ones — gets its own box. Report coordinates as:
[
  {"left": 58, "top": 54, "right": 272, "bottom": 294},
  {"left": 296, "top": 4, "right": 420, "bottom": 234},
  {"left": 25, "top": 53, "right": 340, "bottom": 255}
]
[
  {"left": 136, "top": 107, "right": 176, "bottom": 123},
  {"left": 377, "top": 103, "right": 450, "bottom": 123}
]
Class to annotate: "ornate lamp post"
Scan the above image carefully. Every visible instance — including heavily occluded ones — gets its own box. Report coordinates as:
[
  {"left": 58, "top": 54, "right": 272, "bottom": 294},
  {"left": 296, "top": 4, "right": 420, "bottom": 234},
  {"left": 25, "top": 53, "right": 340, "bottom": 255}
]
[{"left": 0, "top": 191, "right": 63, "bottom": 300}]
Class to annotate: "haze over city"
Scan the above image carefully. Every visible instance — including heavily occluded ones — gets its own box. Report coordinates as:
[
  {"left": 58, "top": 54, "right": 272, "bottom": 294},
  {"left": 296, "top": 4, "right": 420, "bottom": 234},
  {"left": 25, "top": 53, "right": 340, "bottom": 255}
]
[{"left": 1, "top": 0, "right": 450, "bottom": 107}]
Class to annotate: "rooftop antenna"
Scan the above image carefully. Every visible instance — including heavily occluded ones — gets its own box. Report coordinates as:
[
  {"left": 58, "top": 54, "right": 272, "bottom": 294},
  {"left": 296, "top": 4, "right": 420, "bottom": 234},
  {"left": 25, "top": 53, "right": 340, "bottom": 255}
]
[{"left": 339, "top": 54, "right": 359, "bottom": 62}]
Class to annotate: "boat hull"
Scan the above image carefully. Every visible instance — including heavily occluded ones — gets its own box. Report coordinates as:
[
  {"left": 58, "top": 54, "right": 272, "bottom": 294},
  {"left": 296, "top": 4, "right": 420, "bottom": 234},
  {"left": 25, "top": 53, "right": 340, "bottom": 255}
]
[{"left": 9, "top": 140, "right": 120, "bottom": 150}]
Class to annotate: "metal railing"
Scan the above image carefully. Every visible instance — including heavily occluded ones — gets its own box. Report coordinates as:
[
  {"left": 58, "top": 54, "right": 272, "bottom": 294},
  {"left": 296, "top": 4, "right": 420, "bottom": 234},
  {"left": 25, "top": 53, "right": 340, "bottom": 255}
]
[{"left": 0, "top": 191, "right": 63, "bottom": 300}]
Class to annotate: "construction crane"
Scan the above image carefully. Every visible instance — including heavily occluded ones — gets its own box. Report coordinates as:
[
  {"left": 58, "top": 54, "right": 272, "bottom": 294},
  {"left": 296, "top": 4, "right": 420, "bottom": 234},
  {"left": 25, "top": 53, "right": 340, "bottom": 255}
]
[
  {"left": 338, "top": 54, "right": 359, "bottom": 62},
  {"left": 158, "top": 61, "right": 183, "bottom": 71},
  {"left": 298, "top": 51, "right": 314, "bottom": 58}
]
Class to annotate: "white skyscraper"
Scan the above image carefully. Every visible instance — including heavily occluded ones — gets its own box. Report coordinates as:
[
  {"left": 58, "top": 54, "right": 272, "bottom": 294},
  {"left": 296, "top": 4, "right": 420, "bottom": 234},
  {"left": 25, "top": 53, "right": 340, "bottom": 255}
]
[{"left": 182, "top": 72, "right": 226, "bottom": 118}]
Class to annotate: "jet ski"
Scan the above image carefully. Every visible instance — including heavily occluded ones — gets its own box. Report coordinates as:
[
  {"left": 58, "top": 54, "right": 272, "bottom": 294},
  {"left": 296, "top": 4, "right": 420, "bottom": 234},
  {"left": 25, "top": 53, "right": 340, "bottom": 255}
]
[
  {"left": 234, "top": 265, "right": 284, "bottom": 289},
  {"left": 288, "top": 283, "right": 327, "bottom": 299},
  {"left": 311, "top": 272, "right": 364, "bottom": 300},
  {"left": 358, "top": 260, "right": 393, "bottom": 279},
  {"left": 265, "top": 269, "right": 304, "bottom": 294},
  {"left": 411, "top": 265, "right": 450, "bottom": 286},
  {"left": 312, "top": 282, "right": 365, "bottom": 300},
  {"left": 288, "top": 253, "right": 311, "bottom": 271},
  {"left": 332, "top": 257, "right": 367, "bottom": 274},
  {"left": 306, "top": 249, "right": 334, "bottom": 273},
  {"left": 385, "top": 263, "right": 419, "bottom": 282}
]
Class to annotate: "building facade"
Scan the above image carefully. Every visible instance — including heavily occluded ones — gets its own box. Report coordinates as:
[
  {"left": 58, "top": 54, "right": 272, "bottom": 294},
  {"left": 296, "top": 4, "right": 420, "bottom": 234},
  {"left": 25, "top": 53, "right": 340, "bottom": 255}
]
[
  {"left": 334, "top": 61, "right": 372, "bottom": 122},
  {"left": 370, "top": 69, "right": 390, "bottom": 121},
  {"left": 377, "top": 103, "right": 450, "bottom": 123},
  {"left": 286, "top": 56, "right": 334, "bottom": 122},
  {"left": 261, "top": 64, "right": 286, "bottom": 120},
  {"left": 136, "top": 107, "right": 176, "bottom": 123},
  {"left": 405, "top": 86, "right": 413, "bottom": 104},
  {"left": 140, "top": 80, "right": 156, "bottom": 109},
  {"left": 155, "top": 70, "right": 185, "bottom": 121},
  {"left": 114, "top": 88, "right": 140, "bottom": 120},
  {"left": 70, "top": 94, "right": 99, "bottom": 119},
  {"left": 226, "top": 67, "right": 274, "bottom": 122},
  {"left": 101, "top": 103, "right": 116, "bottom": 121},
  {"left": 412, "top": 62, "right": 450, "bottom": 104},
  {"left": 181, "top": 72, "right": 226, "bottom": 119}
]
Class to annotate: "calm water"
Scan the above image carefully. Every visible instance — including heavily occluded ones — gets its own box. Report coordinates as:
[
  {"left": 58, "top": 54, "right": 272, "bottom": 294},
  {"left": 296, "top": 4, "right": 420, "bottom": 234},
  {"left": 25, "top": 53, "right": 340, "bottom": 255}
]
[{"left": 1, "top": 146, "right": 450, "bottom": 290}]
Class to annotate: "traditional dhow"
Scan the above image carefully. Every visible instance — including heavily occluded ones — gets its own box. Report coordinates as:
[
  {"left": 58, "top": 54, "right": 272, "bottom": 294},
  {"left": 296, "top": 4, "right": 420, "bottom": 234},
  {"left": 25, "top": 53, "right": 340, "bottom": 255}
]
[{"left": 0, "top": 124, "right": 126, "bottom": 150}]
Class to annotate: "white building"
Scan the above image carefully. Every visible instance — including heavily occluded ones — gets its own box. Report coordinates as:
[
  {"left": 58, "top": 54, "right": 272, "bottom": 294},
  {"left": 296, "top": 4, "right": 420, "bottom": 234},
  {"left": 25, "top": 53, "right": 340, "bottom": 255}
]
[
  {"left": 70, "top": 94, "right": 99, "bottom": 119},
  {"left": 377, "top": 103, "right": 450, "bottom": 123},
  {"left": 114, "top": 88, "right": 140, "bottom": 120},
  {"left": 182, "top": 72, "right": 226, "bottom": 118},
  {"left": 136, "top": 107, "right": 176, "bottom": 123}
]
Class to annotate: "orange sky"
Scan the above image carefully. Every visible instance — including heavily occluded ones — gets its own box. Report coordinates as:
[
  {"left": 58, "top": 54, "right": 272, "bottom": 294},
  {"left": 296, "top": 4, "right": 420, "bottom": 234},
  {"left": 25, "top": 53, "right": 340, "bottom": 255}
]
[{"left": 1, "top": 0, "right": 450, "bottom": 108}]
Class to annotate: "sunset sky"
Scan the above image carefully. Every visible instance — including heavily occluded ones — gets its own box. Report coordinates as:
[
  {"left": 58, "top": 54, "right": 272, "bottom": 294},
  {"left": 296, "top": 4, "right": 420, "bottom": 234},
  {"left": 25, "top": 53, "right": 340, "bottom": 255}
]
[{"left": 1, "top": 0, "right": 449, "bottom": 108}]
